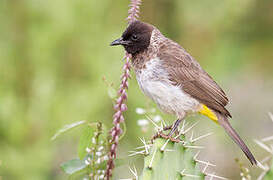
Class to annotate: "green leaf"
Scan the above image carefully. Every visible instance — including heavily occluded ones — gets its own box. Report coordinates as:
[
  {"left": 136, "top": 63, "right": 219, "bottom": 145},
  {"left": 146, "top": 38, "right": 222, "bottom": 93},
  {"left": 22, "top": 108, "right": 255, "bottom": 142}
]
[
  {"left": 94, "top": 157, "right": 125, "bottom": 170},
  {"left": 61, "top": 159, "right": 87, "bottom": 175},
  {"left": 68, "top": 171, "right": 89, "bottom": 180},
  {"left": 51, "top": 120, "right": 86, "bottom": 141},
  {"left": 77, "top": 125, "right": 96, "bottom": 160}
]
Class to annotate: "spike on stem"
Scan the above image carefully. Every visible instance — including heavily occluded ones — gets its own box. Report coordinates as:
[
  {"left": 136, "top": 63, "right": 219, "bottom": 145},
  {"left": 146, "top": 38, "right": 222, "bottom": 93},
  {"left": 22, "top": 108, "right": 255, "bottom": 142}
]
[{"left": 148, "top": 149, "right": 156, "bottom": 169}]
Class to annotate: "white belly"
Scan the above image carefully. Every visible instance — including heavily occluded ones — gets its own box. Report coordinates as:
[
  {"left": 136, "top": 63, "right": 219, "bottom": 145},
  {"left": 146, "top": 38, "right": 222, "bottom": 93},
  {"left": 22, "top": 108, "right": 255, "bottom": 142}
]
[{"left": 135, "top": 58, "right": 201, "bottom": 118}]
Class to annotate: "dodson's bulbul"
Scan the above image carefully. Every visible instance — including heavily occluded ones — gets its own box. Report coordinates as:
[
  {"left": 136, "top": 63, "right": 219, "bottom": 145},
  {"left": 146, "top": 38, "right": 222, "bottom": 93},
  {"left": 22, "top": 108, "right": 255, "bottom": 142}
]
[{"left": 111, "top": 20, "right": 257, "bottom": 165}]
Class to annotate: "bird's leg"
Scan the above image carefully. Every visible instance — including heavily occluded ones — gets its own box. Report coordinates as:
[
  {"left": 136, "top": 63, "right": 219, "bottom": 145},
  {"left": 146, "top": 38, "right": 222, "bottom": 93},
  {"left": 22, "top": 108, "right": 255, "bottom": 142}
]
[
  {"left": 152, "top": 116, "right": 184, "bottom": 143},
  {"left": 153, "top": 118, "right": 184, "bottom": 143},
  {"left": 168, "top": 119, "right": 182, "bottom": 137}
]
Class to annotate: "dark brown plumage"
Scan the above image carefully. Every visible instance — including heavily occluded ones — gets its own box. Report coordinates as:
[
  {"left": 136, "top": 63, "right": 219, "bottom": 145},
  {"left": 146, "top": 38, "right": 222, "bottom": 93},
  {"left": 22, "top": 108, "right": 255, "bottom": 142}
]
[
  {"left": 158, "top": 39, "right": 232, "bottom": 117},
  {"left": 111, "top": 20, "right": 257, "bottom": 165}
]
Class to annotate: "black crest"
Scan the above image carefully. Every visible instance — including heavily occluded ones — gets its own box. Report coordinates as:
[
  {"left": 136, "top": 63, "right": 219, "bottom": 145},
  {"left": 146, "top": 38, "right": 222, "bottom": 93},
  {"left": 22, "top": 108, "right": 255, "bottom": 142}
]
[{"left": 111, "top": 21, "right": 154, "bottom": 55}]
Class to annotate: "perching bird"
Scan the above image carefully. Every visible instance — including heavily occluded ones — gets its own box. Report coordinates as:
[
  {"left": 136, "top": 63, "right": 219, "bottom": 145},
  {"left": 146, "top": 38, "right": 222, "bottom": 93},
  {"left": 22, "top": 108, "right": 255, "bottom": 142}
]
[{"left": 110, "top": 20, "right": 257, "bottom": 165}]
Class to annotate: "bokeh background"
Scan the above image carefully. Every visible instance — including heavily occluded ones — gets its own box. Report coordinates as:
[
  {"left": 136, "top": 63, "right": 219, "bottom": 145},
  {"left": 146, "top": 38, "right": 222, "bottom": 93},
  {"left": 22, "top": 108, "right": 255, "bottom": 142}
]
[{"left": 0, "top": 0, "right": 273, "bottom": 179}]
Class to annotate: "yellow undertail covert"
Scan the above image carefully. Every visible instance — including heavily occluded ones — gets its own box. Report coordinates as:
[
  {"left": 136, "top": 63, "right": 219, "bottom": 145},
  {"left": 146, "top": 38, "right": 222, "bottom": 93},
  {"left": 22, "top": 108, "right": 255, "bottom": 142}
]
[{"left": 198, "top": 104, "right": 218, "bottom": 123}]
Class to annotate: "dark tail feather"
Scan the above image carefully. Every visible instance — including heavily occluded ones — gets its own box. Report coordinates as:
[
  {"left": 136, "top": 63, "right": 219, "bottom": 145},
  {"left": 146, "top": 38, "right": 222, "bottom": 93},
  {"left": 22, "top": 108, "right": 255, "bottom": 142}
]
[{"left": 216, "top": 112, "right": 257, "bottom": 165}]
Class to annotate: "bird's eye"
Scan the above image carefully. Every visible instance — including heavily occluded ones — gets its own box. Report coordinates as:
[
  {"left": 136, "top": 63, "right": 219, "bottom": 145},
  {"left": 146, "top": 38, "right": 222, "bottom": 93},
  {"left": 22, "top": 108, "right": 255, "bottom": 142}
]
[{"left": 131, "top": 34, "right": 138, "bottom": 41}]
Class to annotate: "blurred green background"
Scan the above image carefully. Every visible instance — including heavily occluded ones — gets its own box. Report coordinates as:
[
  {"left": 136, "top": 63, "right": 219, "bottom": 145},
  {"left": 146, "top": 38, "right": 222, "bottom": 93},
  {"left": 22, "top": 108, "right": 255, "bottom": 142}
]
[{"left": 0, "top": 0, "right": 273, "bottom": 179}]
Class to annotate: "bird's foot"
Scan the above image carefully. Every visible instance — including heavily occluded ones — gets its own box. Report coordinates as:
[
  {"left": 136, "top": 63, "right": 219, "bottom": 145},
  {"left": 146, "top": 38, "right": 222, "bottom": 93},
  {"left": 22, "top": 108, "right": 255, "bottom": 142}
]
[
  {"left": 151, "top": 119, "right": 183, "bottom": 143},
  {"left": 159, "top": 131, "right": 181, "bottom": 143},
  {"left": 151, "top": 129, "right": 181, "bottom": 143}
]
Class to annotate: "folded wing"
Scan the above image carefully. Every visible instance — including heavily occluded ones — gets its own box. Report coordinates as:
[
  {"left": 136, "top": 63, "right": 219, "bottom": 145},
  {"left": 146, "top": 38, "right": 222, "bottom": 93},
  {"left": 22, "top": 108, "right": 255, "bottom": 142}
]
[{"left": 158, "top": 39, "right": 231, "bottom": 117}]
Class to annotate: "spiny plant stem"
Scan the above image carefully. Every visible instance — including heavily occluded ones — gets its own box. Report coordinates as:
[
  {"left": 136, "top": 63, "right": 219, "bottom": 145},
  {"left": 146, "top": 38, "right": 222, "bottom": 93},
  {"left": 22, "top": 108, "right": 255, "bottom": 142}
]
[{"left": 105, "top": 0, "right": 142, "bottom": 179}]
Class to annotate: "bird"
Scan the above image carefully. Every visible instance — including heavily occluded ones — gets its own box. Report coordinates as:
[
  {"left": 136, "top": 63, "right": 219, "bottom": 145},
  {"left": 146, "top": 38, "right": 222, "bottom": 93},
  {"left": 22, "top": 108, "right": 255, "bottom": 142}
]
[{"left": 110, "top": 20, "right": 257, "bottom": 165}]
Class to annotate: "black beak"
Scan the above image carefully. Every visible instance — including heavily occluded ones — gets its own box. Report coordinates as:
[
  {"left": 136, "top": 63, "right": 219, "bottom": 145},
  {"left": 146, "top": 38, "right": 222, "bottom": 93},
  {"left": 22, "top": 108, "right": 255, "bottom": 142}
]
[{"left": 110, "top": 37, "right": 128, "bottom": 46}]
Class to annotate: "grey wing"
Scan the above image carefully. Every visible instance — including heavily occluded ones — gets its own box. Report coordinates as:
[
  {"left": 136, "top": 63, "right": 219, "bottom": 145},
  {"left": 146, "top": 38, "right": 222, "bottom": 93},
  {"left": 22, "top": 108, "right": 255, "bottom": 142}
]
[{"left": 159, "top": 40, "right": 231, "bottom": 117}]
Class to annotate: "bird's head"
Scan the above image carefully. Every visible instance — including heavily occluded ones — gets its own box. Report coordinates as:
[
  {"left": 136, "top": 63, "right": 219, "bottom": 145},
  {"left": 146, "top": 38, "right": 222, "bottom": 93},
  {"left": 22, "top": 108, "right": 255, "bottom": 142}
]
[{"left": 110, "top": 20, "right": 154, "bottom": 55}]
